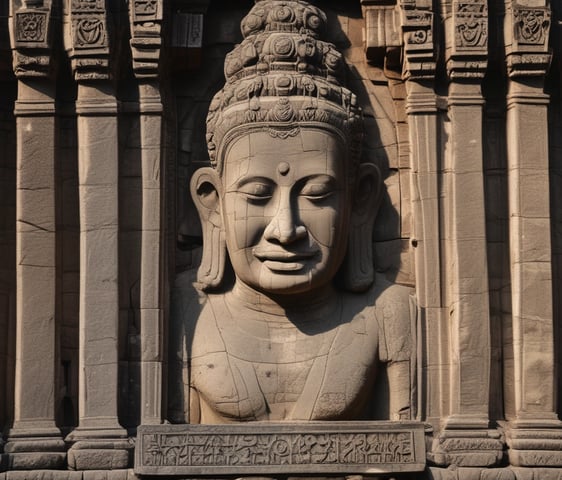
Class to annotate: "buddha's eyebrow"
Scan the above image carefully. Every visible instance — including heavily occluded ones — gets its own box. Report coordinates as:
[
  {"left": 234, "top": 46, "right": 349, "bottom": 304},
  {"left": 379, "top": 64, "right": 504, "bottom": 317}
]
[
  {"left": 300, "top": 174, "right": 336, "bottom": 181},
  {"left": 229, "top": 176, "right": 275, "bottom": 189}
]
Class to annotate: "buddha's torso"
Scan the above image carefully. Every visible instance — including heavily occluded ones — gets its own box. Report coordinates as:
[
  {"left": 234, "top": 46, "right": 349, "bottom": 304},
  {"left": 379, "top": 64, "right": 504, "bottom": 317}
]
[{"left": 188, "top": 287, "right": 381, "bottom": 423}]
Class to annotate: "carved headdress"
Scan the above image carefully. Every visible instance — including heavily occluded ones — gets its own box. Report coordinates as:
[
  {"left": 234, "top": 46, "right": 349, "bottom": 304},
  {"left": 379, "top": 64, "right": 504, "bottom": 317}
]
[{"left": 206, "top": 0, "right": 363, "bottom": 173}]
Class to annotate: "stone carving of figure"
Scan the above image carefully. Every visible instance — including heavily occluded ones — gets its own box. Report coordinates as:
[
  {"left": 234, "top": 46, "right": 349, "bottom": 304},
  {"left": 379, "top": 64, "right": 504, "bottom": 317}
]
[{"left": 171, "top": 0, "right": 414, "bottom": 424}]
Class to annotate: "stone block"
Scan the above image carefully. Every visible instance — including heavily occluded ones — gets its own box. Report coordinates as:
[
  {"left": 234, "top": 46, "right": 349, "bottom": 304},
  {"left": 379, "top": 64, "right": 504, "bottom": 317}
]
[
  {"left": 83, "top": 470, "right": 128, "bottom": 480},
  {"left": 5, "top": 471, "right": 82, "bottom": 480},
  {"left": 68, "top": 449, "right": 130, "bottom": 471},
  {"left": 6, "top": 453, "right": 66, "bottom": 470}
]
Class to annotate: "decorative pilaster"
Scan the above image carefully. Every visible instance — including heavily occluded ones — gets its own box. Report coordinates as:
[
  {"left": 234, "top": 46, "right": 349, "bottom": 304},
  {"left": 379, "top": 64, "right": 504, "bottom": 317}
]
[
  {"left": 4, "top": 0, "right": 65, "bottom": 470},
  {"left": 129, "top": 0, "right": 165, "bottom": 426},
  {"left": 431, "top": 0, "right": 503, "bottom": 467},
  {"left": 64, "top": 0, "right": 130, "bottom": 470},
  {"left": 503, "top": 0, "right": 562, "bottom": 467},
  {"left": 400, "top": 0, "right": 442, "bottom": 427}
]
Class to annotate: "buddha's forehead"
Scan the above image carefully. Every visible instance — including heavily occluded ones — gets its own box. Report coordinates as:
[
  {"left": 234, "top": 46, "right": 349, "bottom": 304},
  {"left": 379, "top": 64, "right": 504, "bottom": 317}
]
[{"left": 222, "top": 129, "right": 347, "bottom": 183}]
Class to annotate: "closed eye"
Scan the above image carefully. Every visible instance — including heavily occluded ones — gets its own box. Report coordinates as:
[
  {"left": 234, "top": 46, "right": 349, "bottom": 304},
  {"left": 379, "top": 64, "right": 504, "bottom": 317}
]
[
  {"left": 300, "top": 179, "right": 335, "bottom": 200},
  {"left": 237, "top": 182, "right": 273, "bottom": 201}
]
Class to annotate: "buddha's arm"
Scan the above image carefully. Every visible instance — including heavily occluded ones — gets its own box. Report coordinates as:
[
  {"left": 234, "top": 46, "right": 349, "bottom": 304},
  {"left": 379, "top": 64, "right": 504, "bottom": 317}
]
[
  {"left": 377, "top": 285, "right": 416, "bottom": 420},
  {"left": 189, "top": 387, "right": 201, "bottom": 423}
]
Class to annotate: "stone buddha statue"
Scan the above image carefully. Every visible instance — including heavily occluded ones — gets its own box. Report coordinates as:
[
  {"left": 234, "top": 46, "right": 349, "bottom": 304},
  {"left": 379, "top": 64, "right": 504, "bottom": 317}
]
[{"left": 172, "top": 0, "right": 414, "bottom": 425}]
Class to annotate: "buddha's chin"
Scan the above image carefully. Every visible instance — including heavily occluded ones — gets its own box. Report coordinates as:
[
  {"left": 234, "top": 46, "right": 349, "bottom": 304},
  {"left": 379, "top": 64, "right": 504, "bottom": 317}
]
[{"left": 246, "top": 266, "right": 334, "bottom": 297}]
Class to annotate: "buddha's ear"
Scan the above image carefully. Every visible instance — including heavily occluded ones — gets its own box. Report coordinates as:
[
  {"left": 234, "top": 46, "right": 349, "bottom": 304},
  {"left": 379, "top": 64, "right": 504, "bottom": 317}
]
[
  {"left": 342, "top": 163, "right": 383, "bottom": 292},
  {"left": 190, "top": 167, "right": 226, "bottom": 290}
]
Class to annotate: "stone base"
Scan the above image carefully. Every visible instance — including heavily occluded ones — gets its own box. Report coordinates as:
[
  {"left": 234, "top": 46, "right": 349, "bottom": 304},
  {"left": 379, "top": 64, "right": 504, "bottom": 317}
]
[
  {"left": 4, "top": 436, "right": 66, "bottom": 470},
  {"left": 428, "top": 466, "right": 562, "bottom": 480},
  {"left": 506, "top": 428, "right": 562, "bottom": 467},
  {"left": 0, "top": 469, "right": 132, "bottom": 480},
  {"left": 428, "top": 430, "right": 505, "bottom": 467},
  {"left": 1, "top": 467, "right": 562, "bottom": 480},
  {"left": 66, "top": 426, "right": 131, "bottom": 471},
  {"left": 5, "top": 453, "right": 67, "bottom": 470},
  {"left": 67, "top": 442, "right": 132, "bottom": 471}
]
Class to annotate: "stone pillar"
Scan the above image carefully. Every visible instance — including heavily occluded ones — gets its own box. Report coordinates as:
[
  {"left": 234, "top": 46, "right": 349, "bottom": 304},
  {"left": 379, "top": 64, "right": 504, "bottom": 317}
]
[
  {"left": 139, "top": 83, "right": 164, "bottom": 425},
  {"left": 400, "top": 4, "right": 441, "bottom": 425},
  {"left": 503, "top": 1, "right": 562, "bottom": 467},
  {"left": 0, "top": 2, "right": 9, "bottom": 453},
  {"left": 129, "top": 0, "right": 165, "bottom": 425},
  {"left": 4, "top": 0, "right": 65, "bottom": 470},
  {"left": 433, "top": 0, "right": 503, "bottom": 467},
  {"left": 64, "top": 0, "right": 130, "bottom": 470}
]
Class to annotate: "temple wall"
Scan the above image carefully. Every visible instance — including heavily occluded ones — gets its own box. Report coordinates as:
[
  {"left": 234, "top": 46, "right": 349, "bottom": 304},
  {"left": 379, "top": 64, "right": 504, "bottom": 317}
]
[{"left": 0, "top": 0, "right": 561, "bottom": 478}]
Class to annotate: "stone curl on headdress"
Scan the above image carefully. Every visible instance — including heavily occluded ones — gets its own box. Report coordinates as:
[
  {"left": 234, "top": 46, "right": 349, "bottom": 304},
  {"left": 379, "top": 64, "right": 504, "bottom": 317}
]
[{"left": 206, "top": 0, "right": 363, "bottom": 173}]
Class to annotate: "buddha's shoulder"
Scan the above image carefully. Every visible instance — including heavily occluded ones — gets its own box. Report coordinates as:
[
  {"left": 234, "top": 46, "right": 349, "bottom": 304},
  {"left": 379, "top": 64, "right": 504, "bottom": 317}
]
[
  {"left": 343, "top": 273, "right": 414, "bottom": 314},
  {"left": 171, "top": 269, "right": 207, "bottom": 319},
  {"left": 364, "top": 273, "right": 415, "bottom": 361}
]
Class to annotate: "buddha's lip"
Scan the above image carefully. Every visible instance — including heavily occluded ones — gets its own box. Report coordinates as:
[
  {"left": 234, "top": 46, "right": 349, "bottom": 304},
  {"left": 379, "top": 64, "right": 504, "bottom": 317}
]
[{"left": 253, "top": 249, "right": 317, "bottom": 261}]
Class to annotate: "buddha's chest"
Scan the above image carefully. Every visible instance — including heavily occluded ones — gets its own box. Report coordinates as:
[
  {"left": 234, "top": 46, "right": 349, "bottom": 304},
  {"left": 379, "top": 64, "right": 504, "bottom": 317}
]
[{"left": 189, "top": 304, "right": 379, "bottom": 422}]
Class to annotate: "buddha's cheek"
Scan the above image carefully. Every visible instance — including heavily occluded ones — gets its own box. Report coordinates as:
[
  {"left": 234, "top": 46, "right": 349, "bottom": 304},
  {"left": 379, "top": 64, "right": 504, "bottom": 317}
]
[
  {"left": 299, "top": 201, "right": 341, "bottom": 249},
  {"left": 222, "top": 193, "right": 263, "bottom": 250}
]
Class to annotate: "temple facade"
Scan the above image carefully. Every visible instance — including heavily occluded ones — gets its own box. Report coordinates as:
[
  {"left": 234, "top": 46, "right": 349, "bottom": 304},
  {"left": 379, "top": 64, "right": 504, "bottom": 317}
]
[{"left": 1, "top": 0, "right": 562, "bottom": 479}]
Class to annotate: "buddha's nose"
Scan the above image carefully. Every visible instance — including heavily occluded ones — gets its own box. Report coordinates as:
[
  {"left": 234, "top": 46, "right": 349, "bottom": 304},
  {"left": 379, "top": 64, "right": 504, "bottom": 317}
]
[{"left": 264, "top": 200, "right": 307, "bottom": 245}]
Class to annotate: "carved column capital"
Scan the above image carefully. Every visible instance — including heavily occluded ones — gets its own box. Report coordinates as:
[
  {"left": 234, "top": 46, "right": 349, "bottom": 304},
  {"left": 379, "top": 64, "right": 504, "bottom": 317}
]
[
  {"left": 401, "top": 7, "right": 435, "bottom": 81},
  {"left": 64, "top": 0, "right": 111, "bottom": 81},
  {"left": 446, "top": 0, "right": 488, "bottom": 81},
  {"left": 9, "top": 0, "right": 55, "bottom": 78},
  {"left": 129, "top": 0, "right": 163, "bottom": 79},
  {"left": 505, "top": 2, "right": 552, "bottom": 78}
]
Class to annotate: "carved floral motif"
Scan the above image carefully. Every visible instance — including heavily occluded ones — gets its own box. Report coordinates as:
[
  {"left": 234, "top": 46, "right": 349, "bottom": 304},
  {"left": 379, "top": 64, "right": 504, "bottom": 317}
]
[
  {"left": 15, "top": 11, "right": 47, "bottom": 43},
  {"left": 72, "top": 15, "right": 107, "bottom": 48},
  {"left": 514, "top": 8, "right": 550, "bottom": 46},
  {"left": 455, "top": 2, "right": 488, "bottom": 49}
]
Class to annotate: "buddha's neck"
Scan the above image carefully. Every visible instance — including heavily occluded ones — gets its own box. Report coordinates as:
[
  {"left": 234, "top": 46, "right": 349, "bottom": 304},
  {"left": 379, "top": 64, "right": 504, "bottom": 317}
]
[{"left": 227, "top": 280, "right": 339, "bottom": 319}]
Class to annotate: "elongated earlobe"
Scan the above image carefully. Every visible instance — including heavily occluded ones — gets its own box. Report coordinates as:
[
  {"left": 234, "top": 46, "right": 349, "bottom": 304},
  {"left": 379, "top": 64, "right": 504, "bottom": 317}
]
[
  {"left": 190, "top": 168, "right": 226, "bottom": 290},
  {"left": 343, "top": 163, "right": 382, "bottom": 292}
]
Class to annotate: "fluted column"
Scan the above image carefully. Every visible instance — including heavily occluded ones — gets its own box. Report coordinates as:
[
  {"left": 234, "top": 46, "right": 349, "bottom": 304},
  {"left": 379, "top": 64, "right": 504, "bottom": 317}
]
[
  {"left": 503, "top": 0, "right": 562, "bottom": 467},
  {"left": 129, "top": 0, "right": 165, "bottom": 426},
  {"left": 4, "top": 0, "right": 65, "bottom": 470},
  {"left": 64, "top": 0, "right": 129, "bottom": 470}
]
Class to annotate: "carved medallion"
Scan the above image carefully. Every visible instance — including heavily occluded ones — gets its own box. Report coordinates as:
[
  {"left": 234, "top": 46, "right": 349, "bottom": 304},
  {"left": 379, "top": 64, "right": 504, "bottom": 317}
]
[{"left": 72, "top": 15, "right": 107, "bottom": 48}]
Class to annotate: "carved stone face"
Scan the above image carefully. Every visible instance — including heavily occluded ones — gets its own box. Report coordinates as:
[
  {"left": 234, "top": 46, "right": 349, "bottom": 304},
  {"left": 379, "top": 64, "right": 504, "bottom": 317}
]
[{"left": 221, "top": 129, "right": 351, "bottom": 295}]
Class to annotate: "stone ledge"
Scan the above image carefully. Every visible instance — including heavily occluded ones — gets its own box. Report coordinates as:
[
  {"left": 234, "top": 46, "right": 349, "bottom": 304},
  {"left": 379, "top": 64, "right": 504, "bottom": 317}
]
[
  {"left": 1, "top": 467, "right": 562, "bottom": 480},
  {"left": 0, "top": 470, "right": 135, "bottom": 480},
  {"left": 428, "top": 466, "right": 562, "bottom": 480}
]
